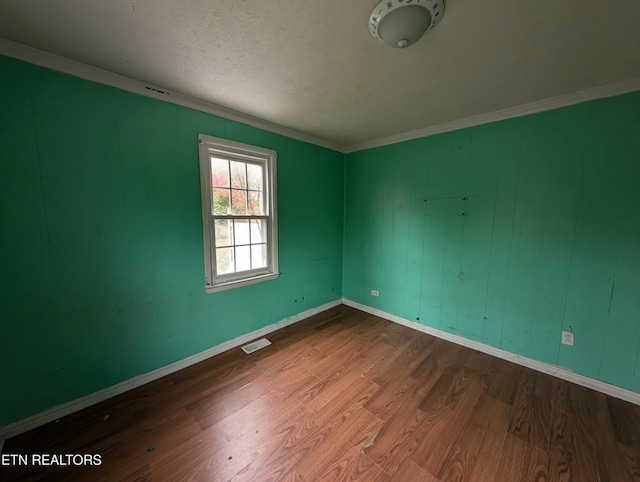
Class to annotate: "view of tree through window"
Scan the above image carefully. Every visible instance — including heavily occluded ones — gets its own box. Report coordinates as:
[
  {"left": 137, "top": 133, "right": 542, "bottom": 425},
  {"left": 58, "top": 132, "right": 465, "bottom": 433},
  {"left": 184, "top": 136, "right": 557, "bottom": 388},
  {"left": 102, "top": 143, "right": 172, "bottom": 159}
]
[
  {"left": 211, "top": 157, "right": 267, "bottom": 276},
  {"left": 199, "top": 134, "right": 278, "bottom": 293}
]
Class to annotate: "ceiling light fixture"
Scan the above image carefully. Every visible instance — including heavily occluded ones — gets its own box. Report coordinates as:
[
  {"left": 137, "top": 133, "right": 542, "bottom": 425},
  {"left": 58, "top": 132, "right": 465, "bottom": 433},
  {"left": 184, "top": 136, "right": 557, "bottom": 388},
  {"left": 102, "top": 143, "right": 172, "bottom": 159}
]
[{"left": 369, "top": 0, "right": 445, "bottom": 49}]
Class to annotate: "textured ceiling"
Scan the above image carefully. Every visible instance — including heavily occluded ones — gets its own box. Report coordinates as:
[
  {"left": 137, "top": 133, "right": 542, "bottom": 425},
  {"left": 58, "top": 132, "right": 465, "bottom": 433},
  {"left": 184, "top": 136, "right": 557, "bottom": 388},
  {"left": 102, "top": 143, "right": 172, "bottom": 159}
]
[{"left": 1, "top": 0, "right": 639, "bottom": 148}]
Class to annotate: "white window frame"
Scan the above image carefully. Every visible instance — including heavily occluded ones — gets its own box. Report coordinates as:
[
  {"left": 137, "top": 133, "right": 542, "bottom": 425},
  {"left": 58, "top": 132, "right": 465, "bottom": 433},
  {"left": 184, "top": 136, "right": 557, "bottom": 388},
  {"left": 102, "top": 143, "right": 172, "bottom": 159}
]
[{"left": 198, "top": 134, "right": 279, "bottom": 293}]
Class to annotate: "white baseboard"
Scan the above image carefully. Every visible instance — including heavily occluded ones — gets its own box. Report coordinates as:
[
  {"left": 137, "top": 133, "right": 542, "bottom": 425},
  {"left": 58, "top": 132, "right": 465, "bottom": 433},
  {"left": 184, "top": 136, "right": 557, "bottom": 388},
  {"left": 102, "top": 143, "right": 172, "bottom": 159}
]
[
  {"left": 0, "top": 299, "right": 342, "bottom": 446},
  {"left": 4, "top": 296, "right": 636, "bottom": 450},
  {"left": 343, "top": 298, "right": 640, "bottom": 406}
]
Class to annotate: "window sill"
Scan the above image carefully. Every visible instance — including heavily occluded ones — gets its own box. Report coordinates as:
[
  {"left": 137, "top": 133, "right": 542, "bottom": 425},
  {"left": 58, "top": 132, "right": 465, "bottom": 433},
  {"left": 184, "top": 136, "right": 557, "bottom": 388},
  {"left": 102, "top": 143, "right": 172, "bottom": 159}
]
[{"left": 205, "top": 272, "right": 280, "bottom": 294}]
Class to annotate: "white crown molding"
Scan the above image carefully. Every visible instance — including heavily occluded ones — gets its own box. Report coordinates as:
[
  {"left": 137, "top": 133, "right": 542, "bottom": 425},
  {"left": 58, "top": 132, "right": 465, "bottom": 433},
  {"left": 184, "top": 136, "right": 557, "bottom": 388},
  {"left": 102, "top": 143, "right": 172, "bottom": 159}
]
[
  {"left": 0, "top": 38, "right": 344, "bottom": 154},
  {"left": 0, "top": 299, "right": 342, "bottom": 444},
  {"left": 345, "top": 78, "right": 640, "bottom": 153},
  {"left": 3, "top": 37, "right": 640, "bottom": 156},
  {"left": 343, "top": 298, "right": 640, "bottom": 406}
]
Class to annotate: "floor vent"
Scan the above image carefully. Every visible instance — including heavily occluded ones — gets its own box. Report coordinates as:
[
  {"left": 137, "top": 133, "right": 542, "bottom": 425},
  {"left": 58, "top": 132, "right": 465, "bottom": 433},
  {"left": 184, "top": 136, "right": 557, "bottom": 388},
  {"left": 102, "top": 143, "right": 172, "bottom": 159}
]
[{"left": 241, "top": 338, "right": 272, "bottom": 354}]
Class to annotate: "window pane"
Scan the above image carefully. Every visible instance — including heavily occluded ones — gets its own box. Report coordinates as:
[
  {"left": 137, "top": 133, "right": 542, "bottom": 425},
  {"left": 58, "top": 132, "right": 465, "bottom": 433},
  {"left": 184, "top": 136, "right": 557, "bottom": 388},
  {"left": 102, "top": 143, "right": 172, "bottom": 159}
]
[
  {"left": 211, "top": 157, "right": 229, "bottom": 187},
  {"left": 251, "top": 244, "right": 267, "bottom": 269},
  {"left": 199, "top": 135, "right": 278, "bottom": 291},
  {"left": 214, "top": 219, "right": 233, "bottom": 247},
  {"left": 236, "top": 245, "right": 251, "bottom": 272},
  {"left": 231, "top": 189, "right": 247, "bottom": 215},
  {"left": 212, "top": 188, "right": 230, "bottom": 215},
  {"left": 250, "top": 219, "right": 267, "bottom": 244},
  {"left": 247, "top": 163, "right": 263, "bottom": 191},
  {"left": 234, "top": 219, "right": 250, "bottom": 245},
  {"left": 248, "top": 191, "right": 263, "bottom": 215},
  {"left": 230, "top": 161, "right": 247, "bottom": 189},
  {"left": 216, "top": 247, "right": 234, "bottom": 275}
]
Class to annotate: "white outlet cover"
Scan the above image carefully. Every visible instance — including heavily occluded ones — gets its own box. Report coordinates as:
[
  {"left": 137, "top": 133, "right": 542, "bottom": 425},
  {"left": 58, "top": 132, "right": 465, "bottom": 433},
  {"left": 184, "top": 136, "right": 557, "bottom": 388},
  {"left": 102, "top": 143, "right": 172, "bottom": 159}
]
[
  {"left": 562, "top": 331, "right": 574, "bottom": 346},
  {"left": 371, "top": 290, "right": 379, "bottom": 297}
]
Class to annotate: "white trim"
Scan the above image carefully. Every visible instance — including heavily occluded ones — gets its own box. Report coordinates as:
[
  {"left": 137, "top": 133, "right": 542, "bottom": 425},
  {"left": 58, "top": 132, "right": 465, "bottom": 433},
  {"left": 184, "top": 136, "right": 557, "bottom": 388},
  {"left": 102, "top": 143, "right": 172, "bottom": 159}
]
[
  {"left": 198, "top": 134, "right": 279, "bottom": 292},
  {"left": 343, "top": 298, "right": 640, "bottom": 406},
  {"left": 344, "top": 78, "right": 640, "bottom": 153},
  {"left": 0, "top": 299, "right": 342, "bottom": 443},
  {"left": 204, "top": 272, "right": 280, "bottom": 294},
  {"left": 0, "top": 38, "right": 343, "bottom": 153},
  {"left": 3, "top": 39, "right": 640, "bottom": 156}
]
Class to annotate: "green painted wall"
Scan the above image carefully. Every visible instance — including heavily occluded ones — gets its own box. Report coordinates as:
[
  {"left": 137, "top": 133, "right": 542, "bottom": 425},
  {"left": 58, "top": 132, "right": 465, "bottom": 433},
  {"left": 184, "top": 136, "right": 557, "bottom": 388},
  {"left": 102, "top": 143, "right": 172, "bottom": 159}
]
[
  {"left": 0, "top": 55, "right": 344, "bottom": 426},
  {"left": 344, "top": 91, "right": 640, "bottom": 392},
  {"left": 2, "top": 52, "right": 639, "bottom": 429}
]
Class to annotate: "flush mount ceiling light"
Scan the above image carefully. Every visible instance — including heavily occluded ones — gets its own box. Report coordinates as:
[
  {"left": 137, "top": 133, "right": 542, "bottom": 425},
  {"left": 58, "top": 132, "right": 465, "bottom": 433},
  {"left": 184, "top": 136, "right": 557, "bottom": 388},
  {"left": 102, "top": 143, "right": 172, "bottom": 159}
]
[{"left": 369, "top": 0, "right": 445, "bottom": 49}]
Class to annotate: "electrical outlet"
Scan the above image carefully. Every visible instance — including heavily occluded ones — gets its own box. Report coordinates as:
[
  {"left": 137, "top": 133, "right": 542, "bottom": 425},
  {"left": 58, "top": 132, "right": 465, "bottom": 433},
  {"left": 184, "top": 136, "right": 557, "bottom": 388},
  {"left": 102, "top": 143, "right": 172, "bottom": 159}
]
[
  {"left": 371, "top": 290, "right": 379, "bottom": 297},
  {"left": 562, "top": 331, "right": 574, "bottom": 346}
]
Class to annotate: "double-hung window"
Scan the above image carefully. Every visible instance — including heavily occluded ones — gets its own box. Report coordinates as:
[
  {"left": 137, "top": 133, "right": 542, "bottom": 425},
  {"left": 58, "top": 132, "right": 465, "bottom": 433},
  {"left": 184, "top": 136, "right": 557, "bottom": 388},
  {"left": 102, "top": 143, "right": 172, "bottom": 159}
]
[{"left": 198, "top": 134, "right": 279, "bottom": 293}]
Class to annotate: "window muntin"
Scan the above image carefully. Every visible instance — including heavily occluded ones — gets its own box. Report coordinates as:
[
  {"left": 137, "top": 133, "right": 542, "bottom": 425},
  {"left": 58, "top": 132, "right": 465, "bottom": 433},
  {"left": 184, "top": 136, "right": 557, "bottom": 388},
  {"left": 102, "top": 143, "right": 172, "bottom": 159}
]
[{"left": 199, "top": 135, "right": 278, "bottom": 293}]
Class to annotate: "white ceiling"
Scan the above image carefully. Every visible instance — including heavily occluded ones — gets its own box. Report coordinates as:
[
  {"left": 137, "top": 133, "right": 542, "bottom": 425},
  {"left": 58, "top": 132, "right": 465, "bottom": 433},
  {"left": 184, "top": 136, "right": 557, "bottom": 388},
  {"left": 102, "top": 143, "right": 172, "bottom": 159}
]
[{"left": 1, "top": 0, "right": 639, "bottom": 149}]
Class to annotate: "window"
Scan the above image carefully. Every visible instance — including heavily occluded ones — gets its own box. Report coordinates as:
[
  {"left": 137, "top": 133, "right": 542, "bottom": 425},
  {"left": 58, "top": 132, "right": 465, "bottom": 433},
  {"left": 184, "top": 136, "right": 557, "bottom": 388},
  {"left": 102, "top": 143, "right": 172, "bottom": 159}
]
[{"left": 198, "top": 134, "right": 279, "bottom": 293}]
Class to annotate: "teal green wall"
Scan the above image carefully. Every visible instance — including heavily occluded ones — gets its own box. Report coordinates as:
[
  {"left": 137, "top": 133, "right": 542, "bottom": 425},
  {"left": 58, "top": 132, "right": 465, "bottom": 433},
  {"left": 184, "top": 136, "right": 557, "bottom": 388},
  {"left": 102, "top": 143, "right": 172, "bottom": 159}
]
[
  {"left": 0, "top": 55, "right": 344, "bottom": 426},
  {"left": 344, "top": 91, "right": 640, "bottom": 392},
  {"left": 2, "top": 52, "right": 639, "bottom": 428}
]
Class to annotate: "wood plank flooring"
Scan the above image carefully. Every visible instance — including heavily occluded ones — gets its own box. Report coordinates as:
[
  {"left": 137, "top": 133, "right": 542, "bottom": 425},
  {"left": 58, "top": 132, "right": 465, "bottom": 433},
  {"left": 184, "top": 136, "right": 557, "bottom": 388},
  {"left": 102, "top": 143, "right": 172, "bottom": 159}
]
[{"left": 3, "top": 305, "right": 640, "bottom": 481}]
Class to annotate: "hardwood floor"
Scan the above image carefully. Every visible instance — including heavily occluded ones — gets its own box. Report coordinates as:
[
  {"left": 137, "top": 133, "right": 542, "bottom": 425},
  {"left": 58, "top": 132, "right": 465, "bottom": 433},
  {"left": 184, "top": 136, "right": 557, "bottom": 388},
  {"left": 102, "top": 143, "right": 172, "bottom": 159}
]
[{"left": 3, "top": 304, "right": 640, "bottom": 481}]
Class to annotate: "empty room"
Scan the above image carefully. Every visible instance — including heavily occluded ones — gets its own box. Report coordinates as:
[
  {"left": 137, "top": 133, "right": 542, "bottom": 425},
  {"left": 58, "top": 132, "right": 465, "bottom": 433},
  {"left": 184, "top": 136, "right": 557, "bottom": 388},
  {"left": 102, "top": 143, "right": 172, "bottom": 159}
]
[{"left": 1, "top": 0, "right": 640, "bottom": 480}]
